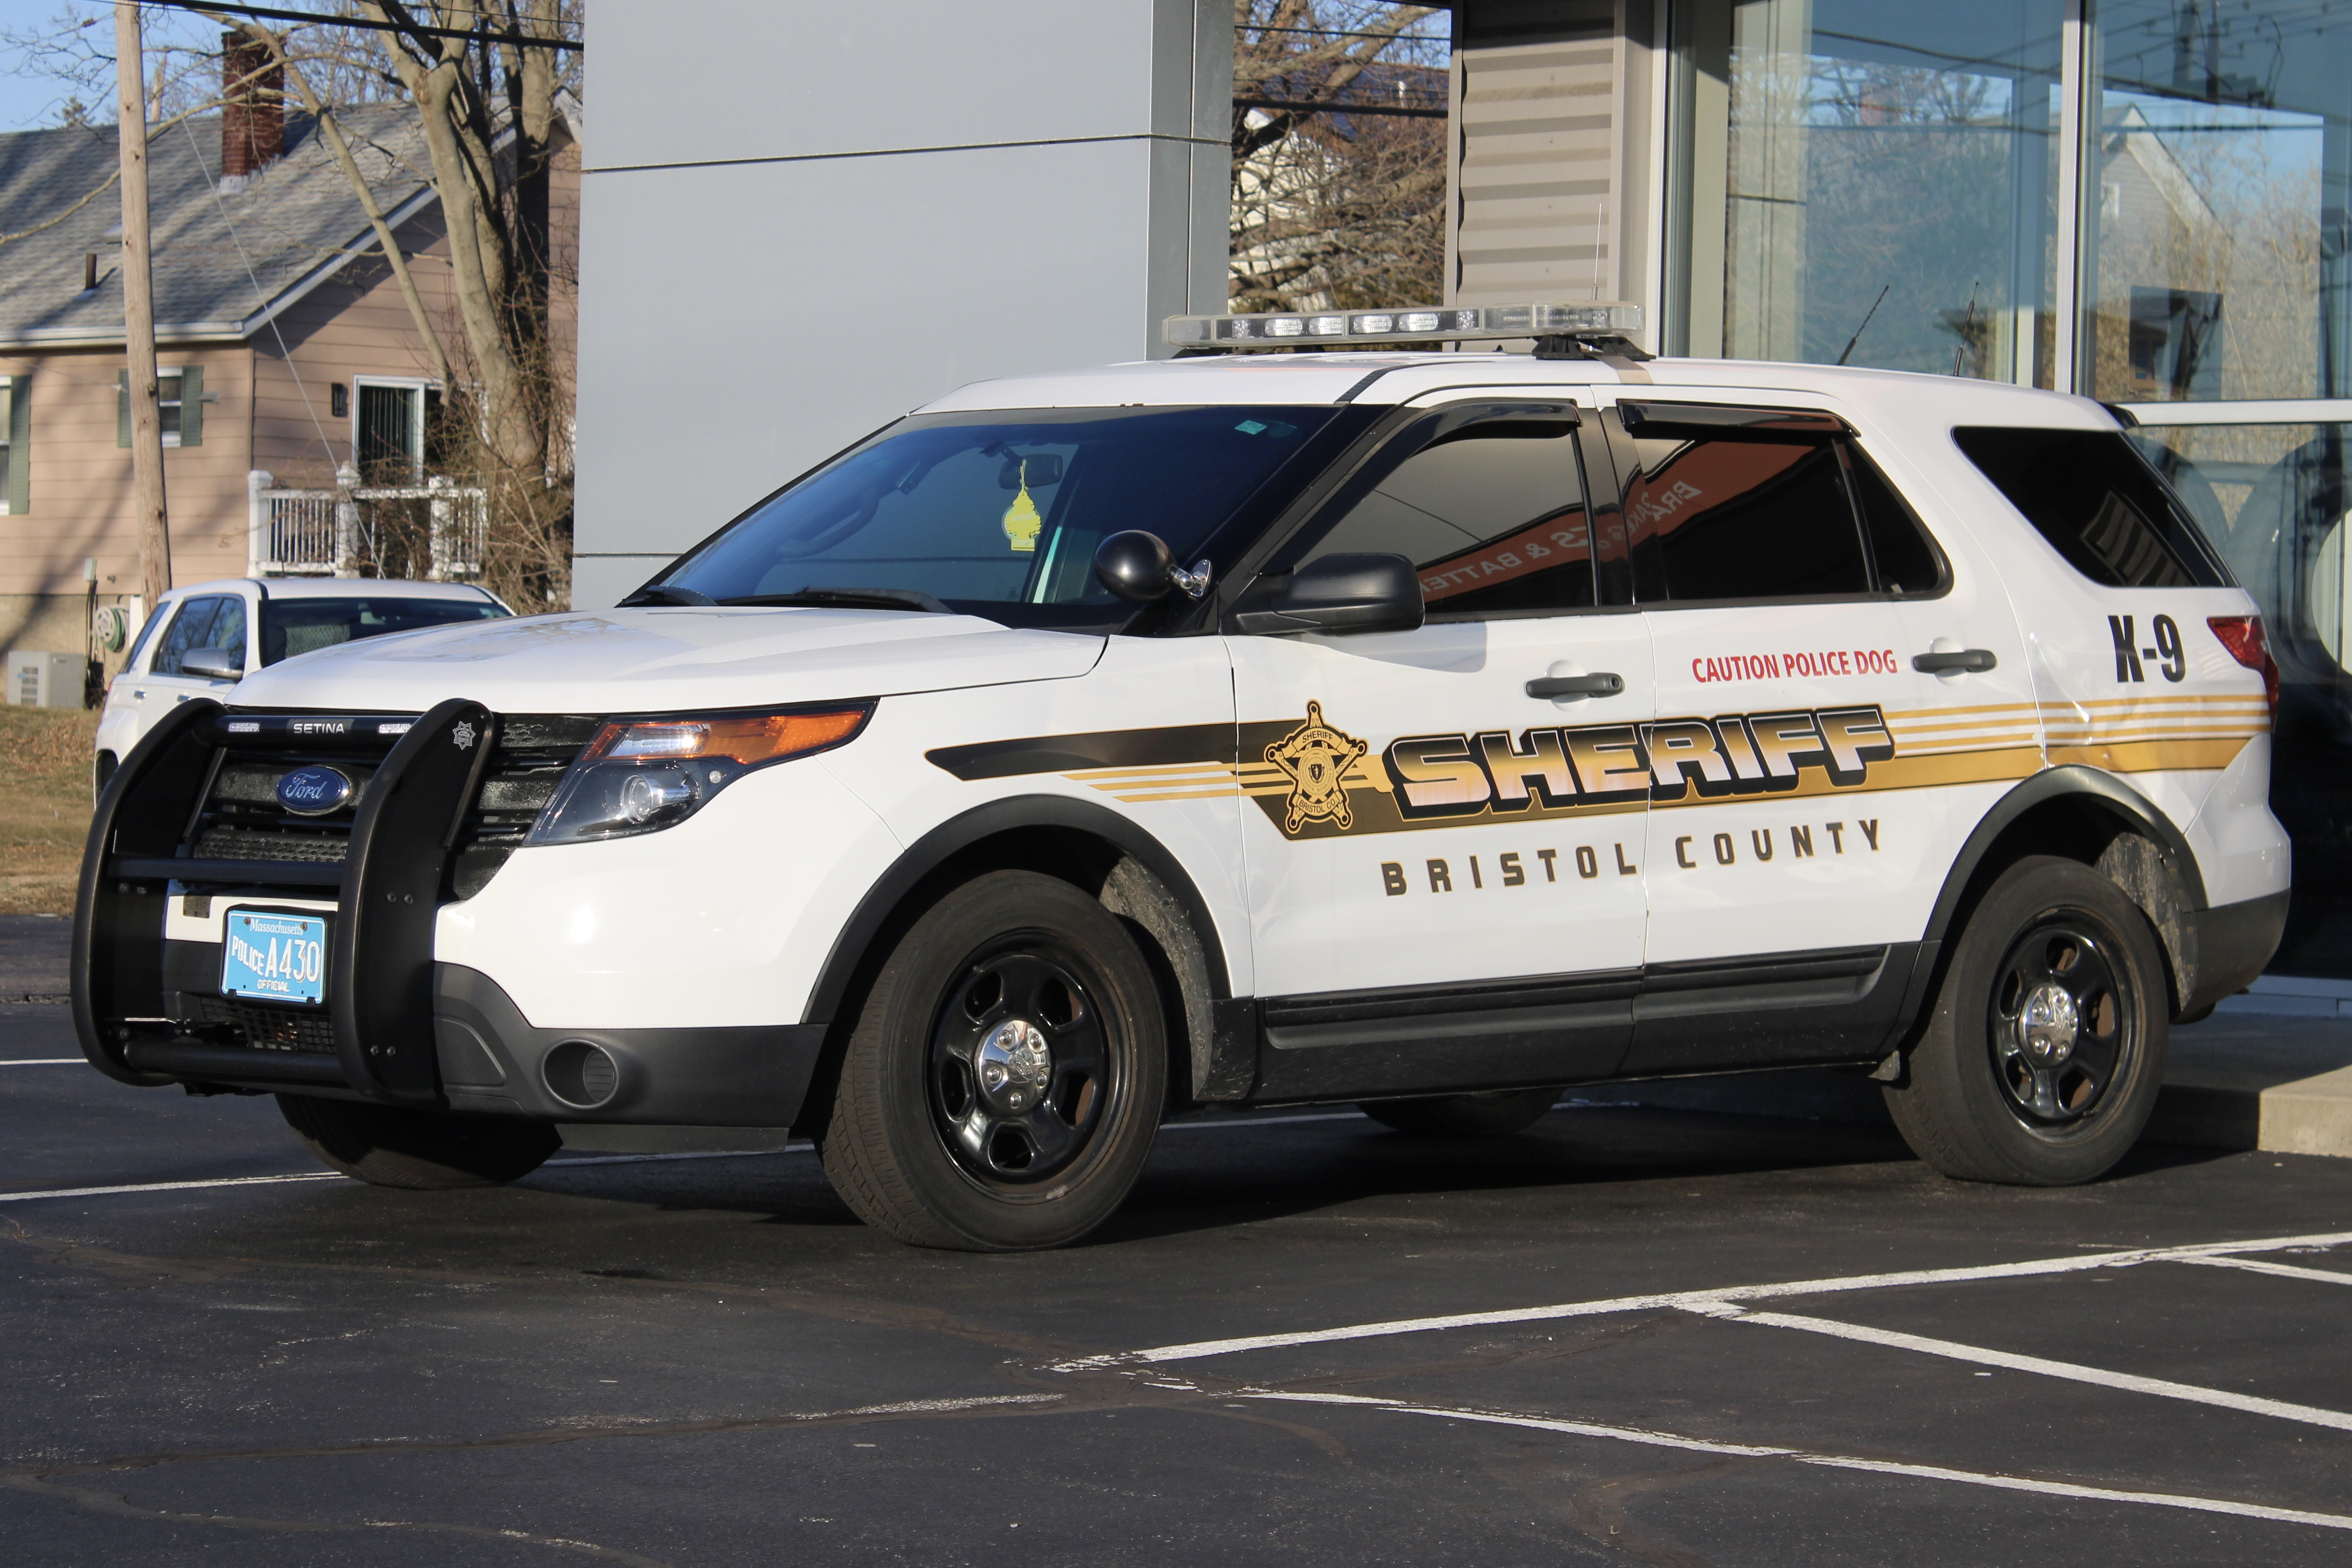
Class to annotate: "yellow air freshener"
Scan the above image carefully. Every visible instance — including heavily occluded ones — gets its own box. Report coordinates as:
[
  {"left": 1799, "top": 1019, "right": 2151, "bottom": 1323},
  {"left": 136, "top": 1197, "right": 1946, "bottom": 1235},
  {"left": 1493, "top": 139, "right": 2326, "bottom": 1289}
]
[{"left": 1002, "top": 460, "right": 1043, "bottom": 553}]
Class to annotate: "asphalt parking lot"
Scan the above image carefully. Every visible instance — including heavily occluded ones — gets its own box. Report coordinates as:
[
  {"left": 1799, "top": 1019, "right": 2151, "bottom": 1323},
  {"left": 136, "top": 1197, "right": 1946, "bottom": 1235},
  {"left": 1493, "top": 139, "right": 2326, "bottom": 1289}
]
[{"left": 5, "top": 931, "right": 2352, "bottom": 1564}]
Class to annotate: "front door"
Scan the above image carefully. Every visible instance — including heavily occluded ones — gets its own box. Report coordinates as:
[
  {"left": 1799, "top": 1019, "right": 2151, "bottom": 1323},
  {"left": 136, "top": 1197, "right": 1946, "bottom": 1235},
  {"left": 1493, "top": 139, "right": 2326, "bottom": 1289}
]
[
  {"left": 1226, "top": 399, "right": 1655, "bottom": 1099},
  {"left": 1591, "top": 395, "right": 2038, "bottom": 1073},
  {"left": 126, "top": 593, "right": 248, "bottom": 743}
]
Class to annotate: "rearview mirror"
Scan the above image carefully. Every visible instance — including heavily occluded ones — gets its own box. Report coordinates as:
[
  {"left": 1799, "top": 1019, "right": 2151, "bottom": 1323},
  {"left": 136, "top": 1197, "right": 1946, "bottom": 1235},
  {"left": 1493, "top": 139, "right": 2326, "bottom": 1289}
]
[
  {"left": 179, "top": 646, "right": 244, "bottom": 681},
  {"left": 1230, "top": 553, "right": 1424, "bottom": 637}
]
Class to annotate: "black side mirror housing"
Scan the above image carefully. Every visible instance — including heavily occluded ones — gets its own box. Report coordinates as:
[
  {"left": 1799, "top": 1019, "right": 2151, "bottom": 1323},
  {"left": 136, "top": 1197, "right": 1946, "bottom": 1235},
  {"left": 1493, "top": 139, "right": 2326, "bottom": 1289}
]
[{"left": 1231, "top": 552, "right": 1424, "bottom": 636}]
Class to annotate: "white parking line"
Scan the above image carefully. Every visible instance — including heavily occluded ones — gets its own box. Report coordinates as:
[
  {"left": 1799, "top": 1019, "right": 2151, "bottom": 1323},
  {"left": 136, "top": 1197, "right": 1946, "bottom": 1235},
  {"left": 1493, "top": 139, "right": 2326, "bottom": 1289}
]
[
  {"left": 1246, "top": 1392, "right": 2352, "bottom": 1534},
  {"left": 0, "top": 1172, "right": 343, "bottom": 1204},
  {"left": 2172, "top": 1254, "right": 2352, "bottom": 1287},
  {"left": 0, "top": 1059, "right": 86, "bottom": 1066},
  {"left": 1062, "top": 1229, "right": 2352, "bottom": 1368},
  {"left": 1694, "top": 1303, "right": 2352, "bottom": 1433}
]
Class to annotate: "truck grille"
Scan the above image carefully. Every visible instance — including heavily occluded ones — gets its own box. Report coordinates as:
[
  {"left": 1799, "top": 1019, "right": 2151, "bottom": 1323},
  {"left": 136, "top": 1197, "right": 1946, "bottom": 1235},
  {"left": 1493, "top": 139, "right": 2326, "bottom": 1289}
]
[{"left": 184, "top": 711, "right": 597, "bottom": 901}]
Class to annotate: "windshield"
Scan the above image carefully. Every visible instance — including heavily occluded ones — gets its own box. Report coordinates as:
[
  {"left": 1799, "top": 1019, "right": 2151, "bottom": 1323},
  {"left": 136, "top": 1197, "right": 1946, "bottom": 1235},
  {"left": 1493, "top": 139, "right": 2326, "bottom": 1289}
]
[
  {"left": 262, "top": 595, "right": 509, "bottom": 665},
  {"left": 657, "top": 407, "right": 1343, "bottom": 627}
]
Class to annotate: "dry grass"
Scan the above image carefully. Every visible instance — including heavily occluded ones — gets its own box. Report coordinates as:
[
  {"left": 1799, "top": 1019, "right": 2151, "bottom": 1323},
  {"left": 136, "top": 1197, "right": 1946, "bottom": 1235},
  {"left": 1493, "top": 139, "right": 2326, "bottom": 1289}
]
[{"left": 0, "top": 706, "right": 98, "bottom": 916}]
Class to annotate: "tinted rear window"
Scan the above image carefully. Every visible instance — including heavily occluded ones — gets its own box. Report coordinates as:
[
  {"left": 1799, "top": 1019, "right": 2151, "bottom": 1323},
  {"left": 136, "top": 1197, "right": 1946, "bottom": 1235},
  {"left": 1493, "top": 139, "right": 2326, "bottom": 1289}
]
[
  {"left": 1952, "top": 427, "right": 2227, "bottom": 588},
  {"left": 261, "top": 596, "right": 508, "bottom": 665}
]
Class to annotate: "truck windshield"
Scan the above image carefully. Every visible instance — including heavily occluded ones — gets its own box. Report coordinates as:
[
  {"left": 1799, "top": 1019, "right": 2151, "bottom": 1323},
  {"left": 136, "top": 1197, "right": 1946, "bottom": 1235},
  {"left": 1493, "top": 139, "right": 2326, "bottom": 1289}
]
[
  {"left": 654, "top": 406, "right": 1345, "bottom": 628},
  {"left": 262, "top": 596, "right": 510, "bottom": 665}
]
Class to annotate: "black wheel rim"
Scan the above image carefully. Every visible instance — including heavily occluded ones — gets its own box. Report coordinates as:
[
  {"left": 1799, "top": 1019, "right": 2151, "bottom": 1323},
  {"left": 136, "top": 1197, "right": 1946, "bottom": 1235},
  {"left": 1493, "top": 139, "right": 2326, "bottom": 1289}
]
[
  {"left": 927, "top": 938, "right": 1113, "bottom": 1187},
  {"left": 1986, "top": 911, "right": 2139, "bottom": 1132}
]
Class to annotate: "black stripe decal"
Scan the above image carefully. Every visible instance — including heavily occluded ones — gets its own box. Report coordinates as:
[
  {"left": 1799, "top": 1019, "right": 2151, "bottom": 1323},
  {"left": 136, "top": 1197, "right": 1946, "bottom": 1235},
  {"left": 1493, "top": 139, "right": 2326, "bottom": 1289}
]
[{"left": 927, "top": 723, "right": 1238, "bottom": 781}]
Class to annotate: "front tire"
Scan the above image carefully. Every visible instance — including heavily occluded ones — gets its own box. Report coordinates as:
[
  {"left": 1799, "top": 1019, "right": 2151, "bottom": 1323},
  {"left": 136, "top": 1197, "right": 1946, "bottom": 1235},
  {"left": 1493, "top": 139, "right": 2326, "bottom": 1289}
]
[
  {"left": 817, "top": 871, "right": 1167, "bottom": 1251},
  {"left": 278, "top": 1094, "right": 559, "bottom": 1189},
  {"left": 1884, "top": 856, "right": 2168, "bottom": 1186},
  {"left": 1361, "top": 1086, "right": 1561, "bottom": 1136}
]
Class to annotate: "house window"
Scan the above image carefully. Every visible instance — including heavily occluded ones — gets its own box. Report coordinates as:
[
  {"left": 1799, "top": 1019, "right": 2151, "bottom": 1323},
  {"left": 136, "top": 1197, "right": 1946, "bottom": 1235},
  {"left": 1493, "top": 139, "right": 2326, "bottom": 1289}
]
[
  {"left": 116, "top": 366, "right": 203, "bottom": 448},
  {"left": 158, "top": 371, "right": 183, "bottom": 447},
  {"left": 353, "top": 379, "right": 443, "bottom": 482},
  {"left": 0, "top": 374, "right": 23, "bottom": 516}
]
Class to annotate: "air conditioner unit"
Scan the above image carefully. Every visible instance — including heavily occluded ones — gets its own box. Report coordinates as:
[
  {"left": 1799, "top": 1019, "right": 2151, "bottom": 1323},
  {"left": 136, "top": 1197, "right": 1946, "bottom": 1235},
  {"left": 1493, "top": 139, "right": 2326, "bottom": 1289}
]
[{"left": 7, "top": 650, "right": 86, "bottom": 709}]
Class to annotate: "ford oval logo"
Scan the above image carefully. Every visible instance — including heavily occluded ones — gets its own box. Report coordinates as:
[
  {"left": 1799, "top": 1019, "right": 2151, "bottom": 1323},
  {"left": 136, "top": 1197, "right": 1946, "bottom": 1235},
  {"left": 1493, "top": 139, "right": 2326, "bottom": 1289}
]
[{"left": 276, "top": 765, "right": 355, "bottom": 817}]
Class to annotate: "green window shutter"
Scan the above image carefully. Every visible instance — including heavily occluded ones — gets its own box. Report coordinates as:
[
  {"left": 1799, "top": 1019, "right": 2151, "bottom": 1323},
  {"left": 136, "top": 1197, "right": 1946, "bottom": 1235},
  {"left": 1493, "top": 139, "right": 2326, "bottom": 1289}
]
[
  {"left": 116, "top": 370, "right": 129, "bottom": 448},
  {"left": 5, "top": 375, "right": 27, "bottom": 515},
  {"left": 180, "top": 365, "right": 203, "bottom": 447}
]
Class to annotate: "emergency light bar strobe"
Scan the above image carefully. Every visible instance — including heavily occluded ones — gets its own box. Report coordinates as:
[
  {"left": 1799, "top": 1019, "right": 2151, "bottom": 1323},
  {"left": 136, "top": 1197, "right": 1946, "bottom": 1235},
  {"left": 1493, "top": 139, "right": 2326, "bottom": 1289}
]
[{"left": 1163, "top": 301, "right": 1643, "bottom": 350}]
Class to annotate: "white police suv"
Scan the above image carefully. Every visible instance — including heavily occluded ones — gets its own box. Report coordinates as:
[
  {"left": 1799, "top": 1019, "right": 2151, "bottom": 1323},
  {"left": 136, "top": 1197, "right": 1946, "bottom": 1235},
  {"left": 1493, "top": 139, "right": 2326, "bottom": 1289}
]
[{"left": 73, "top": 305, "right": 2287, "bottom": 1250}]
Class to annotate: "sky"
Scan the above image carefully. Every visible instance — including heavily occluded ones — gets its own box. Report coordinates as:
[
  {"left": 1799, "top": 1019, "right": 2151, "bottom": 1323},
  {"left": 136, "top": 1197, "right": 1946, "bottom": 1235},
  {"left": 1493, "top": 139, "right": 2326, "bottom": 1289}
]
[{"left": 0, "top": 0, "right": 220, "bottom": 133}]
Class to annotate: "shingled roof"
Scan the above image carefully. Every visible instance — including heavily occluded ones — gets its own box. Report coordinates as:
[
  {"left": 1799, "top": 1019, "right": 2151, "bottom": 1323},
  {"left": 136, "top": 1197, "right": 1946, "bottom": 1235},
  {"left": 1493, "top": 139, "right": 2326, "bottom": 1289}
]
[{"left": 0, "top": 104, "right": 435, "bottom": 350}]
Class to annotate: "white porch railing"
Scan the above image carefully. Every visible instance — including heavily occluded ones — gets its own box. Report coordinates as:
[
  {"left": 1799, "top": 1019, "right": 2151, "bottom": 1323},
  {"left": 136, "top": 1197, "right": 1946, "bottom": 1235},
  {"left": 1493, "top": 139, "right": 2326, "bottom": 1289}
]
[{"left": 247, "top": 466, "right": 488, "bottom": 581}]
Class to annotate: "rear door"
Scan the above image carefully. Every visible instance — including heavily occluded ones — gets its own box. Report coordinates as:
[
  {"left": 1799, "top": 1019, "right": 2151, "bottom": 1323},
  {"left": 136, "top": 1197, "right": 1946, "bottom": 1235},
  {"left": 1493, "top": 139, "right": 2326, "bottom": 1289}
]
[
  {"left": 1591, "top": 394, "right": 2037, "bottom": 1074},
  {"left": 1225, "top": 397, "right": 1656, "bottom": 1100}
]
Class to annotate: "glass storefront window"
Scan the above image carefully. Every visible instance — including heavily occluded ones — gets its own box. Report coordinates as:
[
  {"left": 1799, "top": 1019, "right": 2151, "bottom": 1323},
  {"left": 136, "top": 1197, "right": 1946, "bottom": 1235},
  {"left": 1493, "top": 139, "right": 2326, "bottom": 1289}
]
[
  {"left": 2137, "top": 420, "right": 2352, "bottom": 970},
  {"left": 1670, "top": 0, "right": 2063, "bottom": 382},
  {"left": 2085, "top": 3, "right": 2352, "bottom": 401}
]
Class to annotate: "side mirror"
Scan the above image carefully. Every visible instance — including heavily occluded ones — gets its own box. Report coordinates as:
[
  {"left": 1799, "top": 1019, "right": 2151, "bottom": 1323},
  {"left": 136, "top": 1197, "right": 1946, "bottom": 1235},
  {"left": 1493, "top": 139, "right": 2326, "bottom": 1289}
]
[
  {"left": 179, "top": 646, "right": 244, "bottom": 681},
  {"left": 1093, "top": 530, "right": 1210, "bottom": 603},
  {"left": 1231, "top": 553, "right": 1424, "bottom": 636}
]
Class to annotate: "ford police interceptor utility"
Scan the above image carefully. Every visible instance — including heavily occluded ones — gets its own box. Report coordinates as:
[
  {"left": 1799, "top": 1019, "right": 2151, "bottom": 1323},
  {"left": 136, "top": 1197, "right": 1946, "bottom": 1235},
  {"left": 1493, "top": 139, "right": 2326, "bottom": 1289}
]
[{"left": 72, "top": 304, "right": 2288, "bottom": 1251}]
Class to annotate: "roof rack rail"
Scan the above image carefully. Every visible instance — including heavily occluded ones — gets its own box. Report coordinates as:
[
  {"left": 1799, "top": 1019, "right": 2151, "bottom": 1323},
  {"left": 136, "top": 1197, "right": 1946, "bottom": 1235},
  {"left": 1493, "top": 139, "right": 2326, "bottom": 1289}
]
[{"left": 1164, "top": 301, "right": 1645, "bottom": 355}]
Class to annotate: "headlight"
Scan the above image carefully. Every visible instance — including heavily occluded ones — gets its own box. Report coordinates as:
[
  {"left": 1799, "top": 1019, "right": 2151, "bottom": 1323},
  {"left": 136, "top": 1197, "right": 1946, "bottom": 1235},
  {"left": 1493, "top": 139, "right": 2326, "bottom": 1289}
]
[{"left": 525, "top": 704, "right": 871, "bottom": 845}]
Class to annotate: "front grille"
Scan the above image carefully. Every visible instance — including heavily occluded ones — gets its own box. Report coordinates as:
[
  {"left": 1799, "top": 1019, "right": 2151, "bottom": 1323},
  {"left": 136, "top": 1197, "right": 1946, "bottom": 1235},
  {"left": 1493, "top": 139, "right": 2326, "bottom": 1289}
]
[
  {"left": 177, "top": 994, "right": 339, "bottom": 1053},
  {"left": 449, "top": 714, "right": 598, "bottom": 898},
  {"left": 194, "top": 826, "right": 350, "bottom": 863},
  {"left": 187, "top": 711, "right": 597, "bottom": 902}
]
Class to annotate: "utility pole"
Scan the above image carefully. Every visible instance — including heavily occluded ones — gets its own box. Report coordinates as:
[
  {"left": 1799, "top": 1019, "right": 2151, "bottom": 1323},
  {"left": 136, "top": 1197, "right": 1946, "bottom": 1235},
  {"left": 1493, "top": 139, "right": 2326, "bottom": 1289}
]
[{"left": 115, "top": 0, "right": 170, "bottom": 608}]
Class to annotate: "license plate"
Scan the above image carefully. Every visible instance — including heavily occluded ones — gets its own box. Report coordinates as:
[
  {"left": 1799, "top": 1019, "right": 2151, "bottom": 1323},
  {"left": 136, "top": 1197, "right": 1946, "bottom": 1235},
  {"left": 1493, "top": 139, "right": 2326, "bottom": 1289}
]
[{"left": 220, "top": 911, "right": 327, "bottom": 1005}]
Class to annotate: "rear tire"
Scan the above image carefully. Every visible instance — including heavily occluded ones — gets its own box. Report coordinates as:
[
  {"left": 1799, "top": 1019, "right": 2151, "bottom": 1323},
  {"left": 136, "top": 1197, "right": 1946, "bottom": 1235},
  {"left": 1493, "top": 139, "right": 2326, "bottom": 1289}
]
[
  {"left": 277, "top": 1094, "right": 559, "bottom": 1189},
  {"left": 1884, "top": 856, "right": 2167, "bottom": 1186},
  {"left": 1361, "top": 1086, "right": 1561, "bottom": 1137},
  {"left": 817, "top": 870, "right": 1166, "bottom": 1251}
]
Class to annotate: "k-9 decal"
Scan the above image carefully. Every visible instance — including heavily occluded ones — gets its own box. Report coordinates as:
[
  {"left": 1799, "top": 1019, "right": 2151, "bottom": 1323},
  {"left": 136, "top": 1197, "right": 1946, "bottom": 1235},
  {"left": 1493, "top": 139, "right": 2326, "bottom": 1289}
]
[{"left": 2110, "top": 613, "right": 2187, "bottom": 683}]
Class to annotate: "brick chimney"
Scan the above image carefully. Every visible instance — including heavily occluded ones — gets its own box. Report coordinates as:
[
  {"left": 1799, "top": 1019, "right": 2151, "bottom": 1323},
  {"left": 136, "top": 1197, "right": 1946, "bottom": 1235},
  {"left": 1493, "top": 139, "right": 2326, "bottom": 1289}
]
[{"left": 220, "top": 32, "right": 283, "bottom": 179}]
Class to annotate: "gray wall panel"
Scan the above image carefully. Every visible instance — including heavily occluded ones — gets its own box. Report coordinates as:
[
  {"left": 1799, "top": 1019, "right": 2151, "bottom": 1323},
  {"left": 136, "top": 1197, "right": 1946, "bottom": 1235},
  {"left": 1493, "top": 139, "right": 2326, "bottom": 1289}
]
[{"left": 575, "top": 0, "right": 1229, "bottom": 605}]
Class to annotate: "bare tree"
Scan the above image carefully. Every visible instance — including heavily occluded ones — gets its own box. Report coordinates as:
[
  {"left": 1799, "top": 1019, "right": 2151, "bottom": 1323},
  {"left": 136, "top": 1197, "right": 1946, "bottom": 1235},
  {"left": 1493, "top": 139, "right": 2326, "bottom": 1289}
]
[
  {"left": 6, "top": 3, "right": 583, "bottom": 611},
  {"left": 1229, "top": 1, "right": 1448, "bottom": 312}
]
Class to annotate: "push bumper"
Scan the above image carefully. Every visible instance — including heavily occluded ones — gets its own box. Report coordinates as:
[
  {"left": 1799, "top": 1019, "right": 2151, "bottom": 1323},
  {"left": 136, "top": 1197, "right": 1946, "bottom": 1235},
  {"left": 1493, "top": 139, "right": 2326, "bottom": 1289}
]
[{"left": 73, "top": 697, "right": 823, "bottom": 1127}]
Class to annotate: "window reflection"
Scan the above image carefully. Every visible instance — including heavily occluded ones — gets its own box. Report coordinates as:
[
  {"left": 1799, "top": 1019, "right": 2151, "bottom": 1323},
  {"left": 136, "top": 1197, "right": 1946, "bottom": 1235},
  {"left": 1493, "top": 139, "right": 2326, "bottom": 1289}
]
[
  {"left": 2087, "top": 2, "right": 2352, "bottom": 400},
  {"left": 1672, "top": 0, "right": 2063, "bottom": 382},
  {"left": 2140, "top": 421, "right": 2352, "bottom": 969}
]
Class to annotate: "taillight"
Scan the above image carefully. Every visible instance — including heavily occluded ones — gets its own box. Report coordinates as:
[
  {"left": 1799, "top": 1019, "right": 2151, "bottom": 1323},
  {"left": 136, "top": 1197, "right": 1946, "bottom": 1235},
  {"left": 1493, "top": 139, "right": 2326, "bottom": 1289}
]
[{"left": 2209, "top": 615, "right": 2278, "bottom": 723}]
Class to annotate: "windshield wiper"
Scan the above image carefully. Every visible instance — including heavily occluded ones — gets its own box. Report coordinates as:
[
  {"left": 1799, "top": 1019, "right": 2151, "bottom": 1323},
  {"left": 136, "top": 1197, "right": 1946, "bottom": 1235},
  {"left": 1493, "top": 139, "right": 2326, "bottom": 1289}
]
[
  {"left": 617, "top": 584, "right": 715, "bottom": 607},
  {"left": 716, "top": 588, "right": 953, "bottom": 614}
]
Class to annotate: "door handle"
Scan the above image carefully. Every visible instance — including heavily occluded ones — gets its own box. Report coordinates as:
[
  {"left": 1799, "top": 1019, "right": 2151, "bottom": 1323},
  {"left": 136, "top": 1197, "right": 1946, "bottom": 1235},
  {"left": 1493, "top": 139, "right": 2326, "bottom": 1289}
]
[
  {"left": 1912, "top": 648, "right": 1997, "bottom": 674},
  {"left": 1526, "top": 672, "right": 1625, "bottom": 699}
]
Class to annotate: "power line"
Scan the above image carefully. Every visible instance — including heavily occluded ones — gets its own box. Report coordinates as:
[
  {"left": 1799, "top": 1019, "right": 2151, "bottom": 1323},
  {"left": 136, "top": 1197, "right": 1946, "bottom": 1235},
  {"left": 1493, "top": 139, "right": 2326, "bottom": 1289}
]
[
  {"left": 1235, "top": 97, "right": 1448, "bottom": 119},
  {"left": 1239, "top": 24, "right": 1451, "bottom": 44},
  {"left": 144, "top": 1, "right": 583, "bottom": 53}
]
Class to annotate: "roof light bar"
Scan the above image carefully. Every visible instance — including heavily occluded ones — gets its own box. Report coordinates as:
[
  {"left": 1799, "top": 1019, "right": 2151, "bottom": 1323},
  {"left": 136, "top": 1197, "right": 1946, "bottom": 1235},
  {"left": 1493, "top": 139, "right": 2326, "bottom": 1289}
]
[{"left": 1164, "top": 301, "right": 1643, "bottom": 350}]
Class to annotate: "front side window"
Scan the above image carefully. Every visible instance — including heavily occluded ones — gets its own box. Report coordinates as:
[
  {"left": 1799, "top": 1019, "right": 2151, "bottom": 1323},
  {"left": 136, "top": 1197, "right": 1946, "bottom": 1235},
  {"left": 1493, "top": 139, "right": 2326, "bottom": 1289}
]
[
  {"left": 1281, "top": 407, "right": 1597, "bottom": 617},
  {"left": 658, "top": 406, "right": 1350, "bottom": 629},
  {"left": 157, "top": 372, "right": 183, "bottom": 446},
  {"left": 262, "top": 595, "right": 509, "bottom": 665},
  {"left": 1953, "top": 426, "right": 2227, "bottom": 588},
  {"left": 151, "top": 596, "right": 225, "bottom": 675}
]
